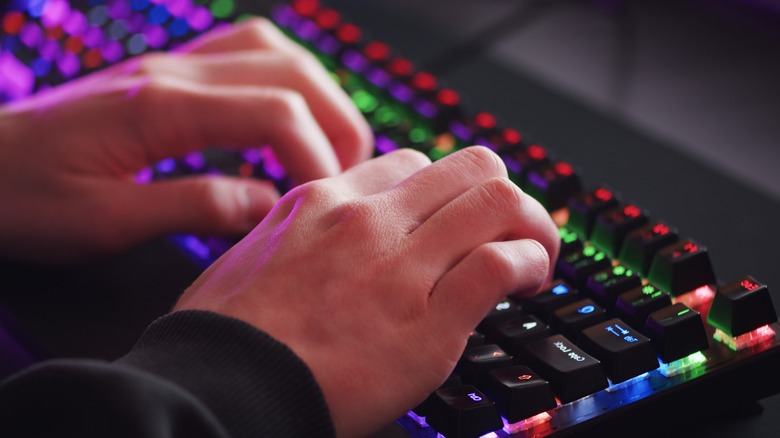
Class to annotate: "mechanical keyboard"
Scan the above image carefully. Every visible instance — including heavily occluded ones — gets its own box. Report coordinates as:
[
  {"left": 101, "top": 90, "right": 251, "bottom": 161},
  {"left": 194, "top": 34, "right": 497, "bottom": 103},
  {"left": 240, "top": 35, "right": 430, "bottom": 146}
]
[{"left": 2, "top": 0, "right": 780, "bottom": 436}]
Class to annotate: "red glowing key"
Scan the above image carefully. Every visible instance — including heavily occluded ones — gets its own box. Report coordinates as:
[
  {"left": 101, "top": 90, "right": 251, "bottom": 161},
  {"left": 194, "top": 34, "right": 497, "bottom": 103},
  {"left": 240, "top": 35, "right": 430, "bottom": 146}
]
[
  {"left": 436, "top": 88, "right": 459, "bottom": 106},
  {"left": 314, "top": 8, "right": 340, "bottom": 30},
  {"left": 594, "top": 187, "right": 613, "bottom": 202},
  {"left": 82, "top": 48, "right": 103, "bottom": 69},
  {"left": 474, "top": 112, "right": 496, "bottom": 130},
  {"left": 363, "top": 41, "right": 391, "bottom": 62},
  {"left": 335, "top": 23, "right": 361, "bottom": 44},
  {"left": 64, "top": 36, "right": 84, "bottom": 54},
  {"left": 708, "top": 275, "right": 777, "bottom": 338},
  {"left": 292, "top": 0, "right": 320, "bottom": 17},
  {"left": 502, "top": 128, "right": 522, "bottom": 146},
  {"left": 2, "top": 11, "right": 24, "bottom": 35},
  {"left": 527, "top": 144, "right": 546, "bottom": 160},
  {"left": 411, "top": 71, "right": 437, "bottom": 92},
  {"left": 45, "top": 25, "right": 64, "bottom": 40},
  {"left": 387, "top": 57, "right": 414, "bottom": 78},
  {"left": 554, "top": 162, "right": 574, "bottom": 177},
  {"left": 623, "top": 205, "right": 641, "bottom": 218}
]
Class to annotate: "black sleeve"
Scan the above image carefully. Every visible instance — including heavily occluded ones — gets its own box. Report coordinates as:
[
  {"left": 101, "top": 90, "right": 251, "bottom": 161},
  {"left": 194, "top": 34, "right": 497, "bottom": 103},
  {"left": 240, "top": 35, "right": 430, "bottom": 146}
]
[{"left": 0, "top": 310, "right": 336, "bottom": 438}]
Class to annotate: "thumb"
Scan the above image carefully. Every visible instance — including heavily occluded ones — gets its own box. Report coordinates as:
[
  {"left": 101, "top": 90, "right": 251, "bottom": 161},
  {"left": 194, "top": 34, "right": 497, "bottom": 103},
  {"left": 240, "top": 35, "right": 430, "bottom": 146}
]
[{"left": 120, "top": 175, "right": 280, "bottom": 240}]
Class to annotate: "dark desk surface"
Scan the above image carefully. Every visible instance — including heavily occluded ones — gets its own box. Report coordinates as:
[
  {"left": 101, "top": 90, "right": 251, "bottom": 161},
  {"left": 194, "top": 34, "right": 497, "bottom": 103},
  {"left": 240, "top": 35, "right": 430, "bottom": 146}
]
[{"left": 2, "top": 0, "right": 780, "bottom": 436}]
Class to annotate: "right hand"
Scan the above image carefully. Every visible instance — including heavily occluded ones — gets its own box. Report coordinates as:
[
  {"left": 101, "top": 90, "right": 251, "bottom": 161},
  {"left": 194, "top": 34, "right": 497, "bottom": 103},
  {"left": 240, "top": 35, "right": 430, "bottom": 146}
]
[{"left": 175, "top": 146, "right": 560, "bottom": 438}]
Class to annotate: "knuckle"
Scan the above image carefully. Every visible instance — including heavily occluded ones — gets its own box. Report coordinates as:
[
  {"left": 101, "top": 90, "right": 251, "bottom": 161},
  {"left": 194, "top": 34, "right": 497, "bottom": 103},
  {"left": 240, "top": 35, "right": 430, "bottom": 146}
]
[
  {"left": 286, "top": 179, "right": 339, "bottom": 208},
  {"left": 479, "top": 177, "right": 524, "bottom": 214},
  {"left": 241, "top": 17, "right": 282, "bottom": 43},
  {"left": 265, "top": 88, "right": 308, "bottom": 121},
  {"left": 391, "top": 148, "right": 432, "bottom": 169},
  {"left": 477, "top": 244, "right": 518, "bottom": 281},
  {"left": 458, "top": 146, "right": 506, "bottom": 178},
  {"left": 131, "top": 52, "right": 167, "bottom": 77}
]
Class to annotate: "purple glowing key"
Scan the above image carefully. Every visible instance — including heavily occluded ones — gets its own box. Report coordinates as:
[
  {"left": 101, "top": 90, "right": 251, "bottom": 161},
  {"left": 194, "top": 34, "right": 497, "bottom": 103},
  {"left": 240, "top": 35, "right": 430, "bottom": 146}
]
[
  {"left": 187, "top": 6, "right": 213, "bottom": 31},
  {"left": 0, "top": 53, "right": 34, "bottom": 100},
  {"left": 82, "top": 27, "right": 105, "bottom": 48},
  {"left": 20, "top": 22, "right": 43, "bottom": 48},
  {"left": 143, "top": 24, "right": 169, "bottom": 48},
  {"left": 101, "top": 40, "right": 125, "bottom": 62},
  {"left": 108, "top": 0, "right": 132, "bottom": 20},
  {"left": 63, "top": 10, "right": 88, "bottom": 35},
  {"left": 42, "top": 0, "right": 71, "bottom": 28},
  {"left": 56, "top": 52, "right": 81, "bottom": 77}
]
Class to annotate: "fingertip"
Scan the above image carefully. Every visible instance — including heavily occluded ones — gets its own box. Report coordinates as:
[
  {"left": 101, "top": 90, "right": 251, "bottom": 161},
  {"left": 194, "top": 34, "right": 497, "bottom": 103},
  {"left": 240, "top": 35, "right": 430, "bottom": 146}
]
[{"left": 511, "top": 239, "right": 551, "bottom": 298}]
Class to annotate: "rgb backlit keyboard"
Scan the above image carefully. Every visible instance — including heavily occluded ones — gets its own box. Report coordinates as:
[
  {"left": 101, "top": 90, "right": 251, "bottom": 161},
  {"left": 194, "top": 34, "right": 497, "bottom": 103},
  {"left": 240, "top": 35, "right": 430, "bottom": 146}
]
[{"left": 3, "top": 0, "right": 780, "bottom": 436}]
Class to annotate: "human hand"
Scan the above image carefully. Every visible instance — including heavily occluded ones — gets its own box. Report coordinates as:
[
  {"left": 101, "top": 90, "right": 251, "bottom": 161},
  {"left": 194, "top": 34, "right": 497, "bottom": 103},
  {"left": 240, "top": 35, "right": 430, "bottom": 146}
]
[
  {"left": 0, "top": 18, "right": 372, "bottom": 263},
  {"left": 175, "top": 146, "right": 560, "bottom": 437}
]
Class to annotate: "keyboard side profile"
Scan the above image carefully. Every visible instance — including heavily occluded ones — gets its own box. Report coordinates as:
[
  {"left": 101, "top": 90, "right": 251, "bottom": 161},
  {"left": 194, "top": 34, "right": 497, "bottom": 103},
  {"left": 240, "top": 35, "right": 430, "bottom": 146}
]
[{"left": 3, "top": 0, "right": 780, "bottom": 437}]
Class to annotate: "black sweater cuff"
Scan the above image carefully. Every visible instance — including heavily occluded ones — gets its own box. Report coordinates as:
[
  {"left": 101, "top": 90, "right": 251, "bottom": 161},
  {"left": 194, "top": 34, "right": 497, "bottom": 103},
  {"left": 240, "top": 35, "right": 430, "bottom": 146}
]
[{"left": 117, "top": 309, "right": 335, "bottom": 438}]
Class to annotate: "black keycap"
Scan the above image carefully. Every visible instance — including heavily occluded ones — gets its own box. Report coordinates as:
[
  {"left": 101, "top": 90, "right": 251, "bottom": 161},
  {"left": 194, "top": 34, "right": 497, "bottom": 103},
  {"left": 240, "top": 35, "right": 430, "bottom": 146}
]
[
  {"left": 707, "top": 276, "right": 777, "bottom": 337},
  {"left": 614, "top": 284, "right": 673, "bottom": 330},
  {"left": 618, "top": 221, "right": 679, "bottom": 276},
  {"left": 549, "top": 299, "right": 608, "bottom": 341},
  {"left": 524, "top": 161, "right": 583, "bottom": 211},
  {"left": 566, "top": 186, "right": 619, "bottom": 239},
  {"left": 489, "top": 314, "right": 551, "bottom": 354},
  {"left": 590, "top": 203, "right": 649, "bottom": 259},
  {"left": 579, "top": 318, "right": 659, "bottom": 383},
  {"left": 647, "top": 239, "right": 716, "bottom": 296},
  {"left": 424, "top": 385, "right": 503, "bottom": 438},
  {"left": 520, "top": 334, "right": 608, "bottom": 403},
  {"left": 466, "top": 330, "right": 486, "bottom": 348},
  {"left": 458, "top": 344, "right": 514, "bottom": 385},
  {"left": 522, "top": 279, "right": 580, "bottom": 320},
  {"left": 586, "top": 265, "right": 642, "bottom": 308},
  {"left": 413, "top": 373, "right": 463, "bottom": 417},
  {"left": 500, "top": 143, "right": 549, "bottom": 183},
  {"left": 559, "top": 226, "right": 585, "bottom": 256},
  {"left": 476, "top": 299, "right": 524, "bottom": 337},
  {"left": 556, "top": 244, "right": 612, "bottom": 288},
  {"left": 483, "top": 365, "right": 558, "bottom": 423},
  {"left": 644, "top": 303, "right": 710, "bottom": 363}
]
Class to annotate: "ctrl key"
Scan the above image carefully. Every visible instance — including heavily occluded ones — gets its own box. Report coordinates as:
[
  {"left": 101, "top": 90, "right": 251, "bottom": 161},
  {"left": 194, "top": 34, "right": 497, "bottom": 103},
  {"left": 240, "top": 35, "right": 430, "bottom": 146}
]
[
  {"left": 521, "top": 335, "right": 608, "bottom": 404},
  {"left": 424, "top": 385, "right": 503, "bottom": 438}
]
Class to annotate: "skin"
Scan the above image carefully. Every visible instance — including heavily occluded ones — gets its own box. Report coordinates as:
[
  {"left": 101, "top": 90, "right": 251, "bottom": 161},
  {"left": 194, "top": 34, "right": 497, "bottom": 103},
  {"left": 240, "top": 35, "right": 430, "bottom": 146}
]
[
  {"left": 0, "top": 17, "right": 560, "bottom": 438},
  {"left": 0, "top": 18, "right": 372, "bottom": 262},
  {"left": 176, "top": 146, "right": 560, "bottom": 437}
]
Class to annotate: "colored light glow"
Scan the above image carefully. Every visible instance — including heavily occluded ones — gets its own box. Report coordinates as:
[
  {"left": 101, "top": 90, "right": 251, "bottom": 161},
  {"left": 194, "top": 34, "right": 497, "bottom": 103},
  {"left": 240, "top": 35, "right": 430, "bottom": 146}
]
[
  {"left": 412, "top": 71, "right": 437, "bottom": 92},
  {"left": 314, "top": 32, "right": 340, "bottom": 56},
  {"left": 605, "top": 372, "right": 650, "bottom": 392},
  {"left": 187, "top": 6, "right": 213, "bottom": 31},
  {"left": 672, "top": 285, "right": 715, "bottom": 308},
  {"left": 88, "top": 5, "right": 110, "bottom": 27},
  {"left": 623, "top": 205, "right": 641, "bottom": 218},
  {"left": 39, "top": 39, "right": 60, "bottom": 60},
  {"left": 375, "top": 135, "right": 398, "bottom": 154},
  {"left": 409, "top": 127, "right": 430, "bottom": 144},
  {"left": 433, "top": 133, "right": 455, "bottom": 152},
  {"left": 64, "top": 35, "right": 83, "bottom": 54},
  {"left": 657, "top": 351, "right": 707, "bottom": 377},
  {"left": 406, "top": 410, "right": 428, "bottom": 427},
  {"left": 210, "top": 0, "right": 234, "bottom": 19},
  {"left": 167, "top": 0, "right": 193, "bottom": 18},
  {"left": 554, "top": 162, "right": 574, "bottom": 176},
  {"left": 341, "top": 49, "right": 366, "bottom": 72},
  {"left": 503, "top": 412, "right": 552, "bottom": 434},
  {"left": 551, "top": 208, "right": 569, "bottom": 227},
  {"left": 713, "top": 325, "right": 775, "bottom": 351},
  {"left": 0, "top": 52, "right": 34, "bottom": 99},
  {"left": 147, "top": 5, "right": 170, "bottom": 24},
  {"left": 3, "top": 11, "right": 25, "bottom": 35},
  {"left": 388, "top": 82, "right": 413, "bottom": 103},
  {"left": 132, "top": 0, "right": 151, "bottom": 12},
  {"left": 740, "top": 279, "right": 760, "bottom": 291},
  {"left": 108, "top": 20, "right": 130, "bottom": 40},
  {"left": 168, "top": 17, "right": 189, "bottom": 37},
  {"left": 578, "top": 305, "right": 596, "bottom": 314},
  {"left": 559, "top": 227, "right": 578, "bottom": 243},
  {"left": 63, "top": 10, "right": 87, "bottom": 35},
  {"left": 583, "top": 246, "right": 596, "bottom": 257},
  {"left": 127, "top": 33, "right": 147, "bottom": 55},
  {"left": 351, "top": 89, "right": 378, "bottom": 113},
  {"left": 56, "top": 52, "right": 81, "bottom": 77},
  {"left": 413, "top": 98, "right": 437, "bottom": 118},
  {"left": 28, "top": 0, "right": 47, "bottom": 18},
  {"left": 613, "top": 265, "right": 627, "bottom": 276},
  {"left": 363, "top": 41, "right": 390, "bottom": 62},
  {"left": 502, "top": 128, "right": 521, "bottom": 145},
  {"left": 20, "top": 21, "right": 43, "bottom": 48},
  {"left": 31, "top": 57, "right": 51, "bottom": 77},
  {"left": 42, "top": 0, "right": 71, "bottom": 28},
  {"left": 642, "top": 285, "right": 656, "bottom": 294},
  {"left": 527, "top": 144, "right": 546, "bottom": 160},
  {"left": 82, "top": 26, "right": 104, "bottom": 48},
  {"left": 314, "top": 8, "right": 340, "bottom": 30},
  {"left": 82, "top": 48, "right": 103, "bottom": 68},
  {"left": 475, "top": 112, "right": 496, "bottom": 130},
  {"left": 374, "top": 106, "right": 400, "bottom": 126},
  {"left": 101, "top": 39, "right": 124, "bottom": 62},
  {"left": 335, "top": 23, "right": 360, "bottom": 44},
  {"left": 653, "top": 223, "right": 670, "bottom": 235},
  {"left": 292, "top": 0, "right": 320, "bottom": 18},
  {"left": 388, "top": 57, "right": 413, "bottom": 77}
]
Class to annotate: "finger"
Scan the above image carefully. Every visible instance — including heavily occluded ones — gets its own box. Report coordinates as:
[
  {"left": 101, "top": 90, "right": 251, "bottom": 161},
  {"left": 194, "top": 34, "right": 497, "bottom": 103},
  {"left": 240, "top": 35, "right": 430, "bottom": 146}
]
[
  {"left": 111, "top": 76, "right": 343, "bottom": 183},
  {"left": 409, "top": 177, "right": 560, "bottom": 278},
  {"left": 107, "top": 175, "right": 279, "bottom": 243},
  {"left": 386, "top": 146, "right": 508, "bottom": 227},
  {"left": 115, "top": 51, "right": 372, "bottom": 171},
  {"left": 178, "top": 18, "right": 305, "bottom": 56},
  {"left": 429, "top": 239, "right": 550, "bottom": 335},
  {"left": 329, "top": 148, "right": 431, "bottom": 198}
]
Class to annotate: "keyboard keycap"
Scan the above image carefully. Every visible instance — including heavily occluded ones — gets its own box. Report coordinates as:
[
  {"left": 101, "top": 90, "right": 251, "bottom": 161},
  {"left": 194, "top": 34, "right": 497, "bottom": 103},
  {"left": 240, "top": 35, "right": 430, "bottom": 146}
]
[
  {"left": 483, "top": 365, "right": 558, "bottom": 423},
  {"left": 644, "top": 303, "right": 710, "bottom": 363},
  {"left": 556, "top": 244, "right": 612, "bottom": 288},
  {"left": 590, "top": 203, "right": 649, "bottom": 259},
  {"left": 458, "top": 344, "right": 513, "bottom": 385},
  {"left": 424, "top": 385, "right": 503, "bottom": 438},
  {"left": 586, "top": 265, "right": 642, "bottom": 308},
  {"left": 614, "top": 284, "right": 673, "bottom": 330},
  {"left": 549, "top": 298, "right": 607, "bottom": 341},
  {"left": 522, "top": 279, "right": 580, "bottom": 320},
  {"left": 566, "top": 186, "right": 619, "bottom": 239},
  {"left": 578, "top": 318, "right": 659, "bottom": 383},
  {"left": 520, "top": 334, "right": 608, "bottom": 403},
  {"left": 647, "top": 239, "right": 716, "bottom": 296},
  {"left": 488, "top": 314, "right": 550, "bottom": 354},
  {"left": 524, "top": 161, "right": 583, "bottom": 211},
  {"left": 707, "top": 276, "right": 778, "bottom": 337},
  {"left": 618, "top": 221, "right": 679, "bottom": 276}
]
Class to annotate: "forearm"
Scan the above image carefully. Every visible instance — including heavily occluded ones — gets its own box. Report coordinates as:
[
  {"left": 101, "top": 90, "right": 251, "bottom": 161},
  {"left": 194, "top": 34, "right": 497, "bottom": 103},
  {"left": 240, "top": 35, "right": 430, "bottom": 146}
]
[{"left": 0, "top": 310, "right": 335, "bottom": 438}]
